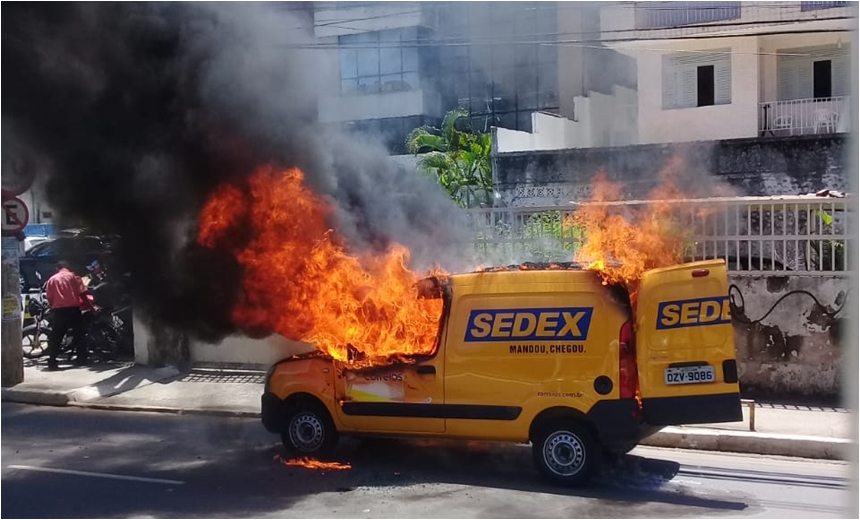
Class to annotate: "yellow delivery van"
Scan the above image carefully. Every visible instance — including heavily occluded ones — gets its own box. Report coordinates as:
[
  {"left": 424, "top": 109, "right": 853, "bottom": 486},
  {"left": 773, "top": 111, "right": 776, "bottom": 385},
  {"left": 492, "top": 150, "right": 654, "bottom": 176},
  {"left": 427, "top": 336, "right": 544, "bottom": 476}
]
[{"left": 262, "top": 259, "right": 742, "bottom": 485}]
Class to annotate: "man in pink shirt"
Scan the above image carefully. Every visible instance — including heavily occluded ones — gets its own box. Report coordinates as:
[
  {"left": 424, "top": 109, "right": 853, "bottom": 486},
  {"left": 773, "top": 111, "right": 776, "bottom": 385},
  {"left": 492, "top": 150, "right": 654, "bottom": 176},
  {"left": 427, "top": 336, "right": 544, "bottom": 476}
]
[{"left": 45, "top": 261, "right": 89, "bottom": 370}]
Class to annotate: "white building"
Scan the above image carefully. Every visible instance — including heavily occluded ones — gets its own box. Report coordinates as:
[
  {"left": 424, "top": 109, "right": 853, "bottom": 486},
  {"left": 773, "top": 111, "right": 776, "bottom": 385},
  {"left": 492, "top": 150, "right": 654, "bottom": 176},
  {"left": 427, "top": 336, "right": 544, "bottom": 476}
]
[{"left": 600, "top": 1, "right": 854, "bottom": 144}]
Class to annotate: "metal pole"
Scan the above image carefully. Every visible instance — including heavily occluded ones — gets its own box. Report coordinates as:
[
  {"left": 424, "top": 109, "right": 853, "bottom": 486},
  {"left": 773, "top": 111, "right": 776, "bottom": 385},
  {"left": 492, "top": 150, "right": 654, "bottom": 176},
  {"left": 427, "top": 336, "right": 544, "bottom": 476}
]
[{"left": 2, "top": 235, "right": 24, "bottom": 386}]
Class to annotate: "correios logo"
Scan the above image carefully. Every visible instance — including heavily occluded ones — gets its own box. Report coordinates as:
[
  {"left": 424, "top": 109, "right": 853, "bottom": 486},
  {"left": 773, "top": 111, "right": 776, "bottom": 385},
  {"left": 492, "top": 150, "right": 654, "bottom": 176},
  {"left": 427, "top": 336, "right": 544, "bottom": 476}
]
[
  {"left": 363, "top": 374, "right": 403, "bottom": 382},
  {"left": 464, "top": 308, "right": 594, "bottom": 342}
]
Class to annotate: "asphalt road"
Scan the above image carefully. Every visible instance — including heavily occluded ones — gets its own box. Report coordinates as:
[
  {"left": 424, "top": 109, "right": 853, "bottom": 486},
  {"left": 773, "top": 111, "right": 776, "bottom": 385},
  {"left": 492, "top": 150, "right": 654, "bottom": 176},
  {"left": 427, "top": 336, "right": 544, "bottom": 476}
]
[{"left": 1, "top": 403, "right": 854, "bottom": 518}]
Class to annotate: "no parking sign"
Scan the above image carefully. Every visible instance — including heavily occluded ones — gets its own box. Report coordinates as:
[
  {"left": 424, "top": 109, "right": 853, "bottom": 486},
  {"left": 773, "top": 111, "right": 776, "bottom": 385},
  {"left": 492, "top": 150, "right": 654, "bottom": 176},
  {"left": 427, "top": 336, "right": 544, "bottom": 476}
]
[{"left": 1, "top": 195, "right": 29, "bottom": 235}]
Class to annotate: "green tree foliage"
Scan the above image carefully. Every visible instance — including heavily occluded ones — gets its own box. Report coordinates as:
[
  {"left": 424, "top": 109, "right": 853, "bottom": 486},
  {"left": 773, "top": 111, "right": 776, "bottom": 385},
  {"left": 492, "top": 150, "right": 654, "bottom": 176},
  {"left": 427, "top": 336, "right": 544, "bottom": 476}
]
[{"left": 406, "top": 109, "right": 493, "bottom": 208}]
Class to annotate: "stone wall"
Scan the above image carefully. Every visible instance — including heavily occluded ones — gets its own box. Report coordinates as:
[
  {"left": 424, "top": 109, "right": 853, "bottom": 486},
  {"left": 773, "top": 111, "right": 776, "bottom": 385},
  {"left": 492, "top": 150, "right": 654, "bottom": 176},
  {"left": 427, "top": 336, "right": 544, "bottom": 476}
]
[
  {"left": 492, "top": 134, "right": 849, "bottom": 206},
  {"left": 729, "top": 274, "right": 849, "bottom": 402}
]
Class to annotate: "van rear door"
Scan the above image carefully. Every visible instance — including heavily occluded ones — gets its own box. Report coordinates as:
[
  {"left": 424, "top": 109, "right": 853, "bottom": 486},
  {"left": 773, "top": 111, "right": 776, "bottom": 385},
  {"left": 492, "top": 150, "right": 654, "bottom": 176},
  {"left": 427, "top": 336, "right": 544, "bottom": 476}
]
[{"left": 635, "top": 259, "right": 742, "bottom": 426}]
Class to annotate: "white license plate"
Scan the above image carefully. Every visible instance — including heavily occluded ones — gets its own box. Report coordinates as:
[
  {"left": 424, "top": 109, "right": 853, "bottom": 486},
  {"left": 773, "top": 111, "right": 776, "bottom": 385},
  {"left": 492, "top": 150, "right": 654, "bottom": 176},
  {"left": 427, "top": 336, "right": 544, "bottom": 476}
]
[{"left": 664, "top": 365, "right": 715, "bottom": 385}]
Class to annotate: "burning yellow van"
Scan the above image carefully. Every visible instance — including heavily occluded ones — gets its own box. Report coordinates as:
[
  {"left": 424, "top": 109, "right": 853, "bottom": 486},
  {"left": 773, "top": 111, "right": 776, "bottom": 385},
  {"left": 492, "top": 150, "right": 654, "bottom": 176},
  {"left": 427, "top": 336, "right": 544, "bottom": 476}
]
[{"left": 262, "top": 259, "right": 742, "bottom": 486}]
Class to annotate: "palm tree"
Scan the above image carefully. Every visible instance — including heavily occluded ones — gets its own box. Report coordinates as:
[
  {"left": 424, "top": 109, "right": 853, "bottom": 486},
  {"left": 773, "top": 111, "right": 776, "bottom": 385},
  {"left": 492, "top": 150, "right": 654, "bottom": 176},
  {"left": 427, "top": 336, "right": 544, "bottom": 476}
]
[{"left": 405, "top": 109, "right": 493, "bottom": 208}]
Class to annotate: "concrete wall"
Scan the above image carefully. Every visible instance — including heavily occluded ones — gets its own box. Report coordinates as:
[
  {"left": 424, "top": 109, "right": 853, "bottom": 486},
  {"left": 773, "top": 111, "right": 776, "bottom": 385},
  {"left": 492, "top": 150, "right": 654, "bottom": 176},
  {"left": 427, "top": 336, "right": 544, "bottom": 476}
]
[
  {"left": 492, "top": 134, "right": 849, "bottom": 207},
  {"left": 494, "top": 87, "right": 638, "bottom": 153},
  {"left": 313, "top": 3, "right": 427, "bottom": 38},
  {"left": 143, "top": 273, "right": 848, "bottom": 401},
  {"left": 188, "top": 335, "right": 315, "bottom": 370},
  {"left": 730, "top": 274, "right": 849, "bottom": 401}
]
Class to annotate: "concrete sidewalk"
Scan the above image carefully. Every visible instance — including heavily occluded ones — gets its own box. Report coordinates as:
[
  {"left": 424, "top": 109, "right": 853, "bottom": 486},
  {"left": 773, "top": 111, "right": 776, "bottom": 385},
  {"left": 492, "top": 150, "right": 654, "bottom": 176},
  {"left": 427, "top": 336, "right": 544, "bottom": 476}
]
[{"left": 2, "top": 359, "right": 854, "bottom": 461}]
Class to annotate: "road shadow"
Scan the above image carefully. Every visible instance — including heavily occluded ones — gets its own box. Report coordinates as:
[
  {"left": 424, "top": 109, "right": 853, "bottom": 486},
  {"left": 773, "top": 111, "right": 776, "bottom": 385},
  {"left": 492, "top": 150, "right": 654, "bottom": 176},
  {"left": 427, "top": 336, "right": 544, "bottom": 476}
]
[{"left": 1, "top": 406, "right": 758, "bottom": 518}]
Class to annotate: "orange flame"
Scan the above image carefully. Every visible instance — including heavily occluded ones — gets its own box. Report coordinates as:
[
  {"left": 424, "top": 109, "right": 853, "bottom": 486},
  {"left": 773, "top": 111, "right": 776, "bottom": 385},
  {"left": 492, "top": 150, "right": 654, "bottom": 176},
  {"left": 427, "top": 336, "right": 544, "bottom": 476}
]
[
  {"left": 274, "top": 454, "right": 351, "bottom": 470},
  {"left": 197, "top": 166, "right": 444, "bottom": 369},
  {"left": 568, "top": 159, "right": 728, "bottom": 303}
]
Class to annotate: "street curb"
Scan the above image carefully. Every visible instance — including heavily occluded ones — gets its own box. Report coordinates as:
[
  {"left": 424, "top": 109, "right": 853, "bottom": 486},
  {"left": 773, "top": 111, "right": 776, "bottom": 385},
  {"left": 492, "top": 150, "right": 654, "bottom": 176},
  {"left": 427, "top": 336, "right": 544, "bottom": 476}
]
[
  {"left": 66, "top": 401, "right": 260, "bottom": 418},
  {"left": 1, "top": 388, "right": 69, "bottom": 407},
  {"left": 641, "top": 426, "right": 852, "bottom": 461}
]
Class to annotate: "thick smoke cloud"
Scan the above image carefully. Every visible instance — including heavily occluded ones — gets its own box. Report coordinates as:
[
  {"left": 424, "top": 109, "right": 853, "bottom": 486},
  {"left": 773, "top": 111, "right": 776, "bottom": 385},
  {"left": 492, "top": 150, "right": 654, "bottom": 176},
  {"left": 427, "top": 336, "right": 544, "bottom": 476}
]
[{"left": 2, "top": 2, "right": 469, "bottom": 342}]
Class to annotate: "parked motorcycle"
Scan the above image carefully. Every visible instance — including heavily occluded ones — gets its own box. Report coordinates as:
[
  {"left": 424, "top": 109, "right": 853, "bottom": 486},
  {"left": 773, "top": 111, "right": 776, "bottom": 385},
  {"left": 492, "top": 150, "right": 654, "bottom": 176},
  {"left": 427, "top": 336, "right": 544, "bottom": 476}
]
[{"left": 21, "top": 267, "right": 132, "bottom": 363}]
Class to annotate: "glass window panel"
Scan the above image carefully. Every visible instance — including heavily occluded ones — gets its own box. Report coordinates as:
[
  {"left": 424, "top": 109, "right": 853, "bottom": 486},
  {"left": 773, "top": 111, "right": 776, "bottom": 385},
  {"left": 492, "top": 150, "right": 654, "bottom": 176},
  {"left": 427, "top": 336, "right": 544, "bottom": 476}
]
[
  {"left": 358, "top": 75, "right": 380, "bottom": 94},
  {"left": 497, "top": 111, "right": 517, "bottom": 129},
  {"left": 380, "top": 47, "right": 401, "bottom": 75},
  {"left": 379, "top": 29, "right": 400, "bottom": 43},
  {"left": 399, "top": 26, "right": 418, "bottom": 41},
  {"left": 517, "top": 110, "right": 533, "bottom": 132},
  {"left": 353, "top": 31, "right": 377, "bottom": 44},
  {"left": 538, "top": 43, "right": 557, "bottom": 64},
  {"left": 402, "top": 71, "right": 419, "bottom": 90},
  {"left": 357, "top": 48, "right": 379, "bottom": 76},
  {"left": 538, "top": 63, "right": 558, "bottom": 107},
  {"left": 380, "top": 73, "right": 403, "bottom": 92},
  {"left": 515, "top": 44, "right": 539, "bottom": 66},
  {"left": 340, "top": 48, "right": 358, "bottom": 79},
  {"left": 517, "top": 91, "right": 539, "bottom": 111},
  {"left": 402, "top": 47, "right": 419, "bottom": 72},
  {"left": 341, "top": 78, "right": 358, "bottom": 93}
]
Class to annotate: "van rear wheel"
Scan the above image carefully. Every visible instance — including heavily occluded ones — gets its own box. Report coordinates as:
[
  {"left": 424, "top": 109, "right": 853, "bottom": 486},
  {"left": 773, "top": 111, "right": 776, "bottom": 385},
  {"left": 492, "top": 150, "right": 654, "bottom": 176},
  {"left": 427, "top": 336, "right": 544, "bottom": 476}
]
[
  {"left": 280, "top": 399, "right": 339, "bottom": 457},
  {"left": 532, "top": 421, "right": 599, "bottom": 486}
]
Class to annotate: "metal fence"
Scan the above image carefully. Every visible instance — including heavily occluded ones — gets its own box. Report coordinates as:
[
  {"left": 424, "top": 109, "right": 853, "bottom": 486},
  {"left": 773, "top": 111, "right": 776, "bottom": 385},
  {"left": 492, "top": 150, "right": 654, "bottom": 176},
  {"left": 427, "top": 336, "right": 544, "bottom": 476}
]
[{"left": 464, "top": 195, "right": 850, "bottom": 276}]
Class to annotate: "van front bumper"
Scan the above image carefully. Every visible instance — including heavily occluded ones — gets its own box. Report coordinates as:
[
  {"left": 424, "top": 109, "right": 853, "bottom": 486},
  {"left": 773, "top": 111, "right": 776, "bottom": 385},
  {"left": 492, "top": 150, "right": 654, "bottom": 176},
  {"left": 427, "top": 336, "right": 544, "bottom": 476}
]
[{"left": 261, "top": 392, "right": 288, "bottom": 433}]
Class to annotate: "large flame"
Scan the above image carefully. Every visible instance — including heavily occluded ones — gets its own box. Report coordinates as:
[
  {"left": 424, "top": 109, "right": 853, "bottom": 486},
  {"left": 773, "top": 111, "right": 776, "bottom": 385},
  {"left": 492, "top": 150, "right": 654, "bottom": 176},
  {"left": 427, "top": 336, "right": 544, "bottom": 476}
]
[
  {"left": 569, "top": 159, "right": 721, "bottom": 302},
  {"left": 198, "top": 166, "right": 444, "bottom": 369}
]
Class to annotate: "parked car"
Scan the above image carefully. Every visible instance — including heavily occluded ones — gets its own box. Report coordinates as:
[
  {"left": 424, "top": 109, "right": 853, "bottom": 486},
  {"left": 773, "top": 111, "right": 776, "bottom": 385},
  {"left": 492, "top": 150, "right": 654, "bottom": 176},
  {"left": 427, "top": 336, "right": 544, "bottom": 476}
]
[{"left": 18, "top": 230, "right": 120, "bottom": 292}]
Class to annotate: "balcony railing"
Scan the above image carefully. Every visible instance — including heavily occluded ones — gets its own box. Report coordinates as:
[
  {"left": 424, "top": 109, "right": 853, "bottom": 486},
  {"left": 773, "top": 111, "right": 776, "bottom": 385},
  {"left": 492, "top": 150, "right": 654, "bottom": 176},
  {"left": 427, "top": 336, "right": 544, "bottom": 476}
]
[
  {"left": 759, "top": 96, "right": 851, "bottom": 137},
  {"left": 635, "top": 1, "right": 741, "bottom": 29}
]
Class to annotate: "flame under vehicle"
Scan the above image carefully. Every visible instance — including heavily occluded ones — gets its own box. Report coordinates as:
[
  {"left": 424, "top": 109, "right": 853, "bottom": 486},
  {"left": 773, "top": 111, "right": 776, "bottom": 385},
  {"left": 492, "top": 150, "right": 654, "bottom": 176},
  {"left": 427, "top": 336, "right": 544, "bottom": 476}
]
[{"left": 262, "top": 259, "right": 742, "bottom": 486}]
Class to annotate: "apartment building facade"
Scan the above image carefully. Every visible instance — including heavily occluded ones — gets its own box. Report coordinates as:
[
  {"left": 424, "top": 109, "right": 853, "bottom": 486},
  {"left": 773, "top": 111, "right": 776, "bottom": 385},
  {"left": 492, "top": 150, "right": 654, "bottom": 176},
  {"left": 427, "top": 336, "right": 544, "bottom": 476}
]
[
  {"left": 312, "top": 1, "right": 636, "bottom": 153},
  {"left": 599, "top": 1, "right": 855, "bottom": 144}
]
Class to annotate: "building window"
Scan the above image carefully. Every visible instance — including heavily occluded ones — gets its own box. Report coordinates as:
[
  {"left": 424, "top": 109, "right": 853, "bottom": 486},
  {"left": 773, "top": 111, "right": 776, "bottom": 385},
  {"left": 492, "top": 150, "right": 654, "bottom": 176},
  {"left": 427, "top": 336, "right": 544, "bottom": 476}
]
[
  {"left": 636, "top": 1, "right": 741, "bottom": 29},
  {"left": 813, "top": 60, "right": 832, "bottom": 98},
  {"left": 800, "top": 1, "right": 849, "bottom": 11},
  {"left": 696, "top": 65, "right": 715, "bottom": 107},
  {"left": 662, "top": 49, "right": 731, "bottom": 109},
  {"left": 778, "top": 45, "right": 850, "bottom": 100},
  {"left": 339, "top": 28, "right": 420, "bottom": 95}
]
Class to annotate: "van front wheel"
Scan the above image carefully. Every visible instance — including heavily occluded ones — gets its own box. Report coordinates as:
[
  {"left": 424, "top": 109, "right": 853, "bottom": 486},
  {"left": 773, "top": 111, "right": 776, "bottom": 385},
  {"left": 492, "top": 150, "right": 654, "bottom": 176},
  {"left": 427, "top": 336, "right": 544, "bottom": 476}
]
[
  {"left": 532, "top": 422, "right": 599, "bottom": 486},
  {"left": 281, "top": 400, "right": 338, "bottom": 457}
]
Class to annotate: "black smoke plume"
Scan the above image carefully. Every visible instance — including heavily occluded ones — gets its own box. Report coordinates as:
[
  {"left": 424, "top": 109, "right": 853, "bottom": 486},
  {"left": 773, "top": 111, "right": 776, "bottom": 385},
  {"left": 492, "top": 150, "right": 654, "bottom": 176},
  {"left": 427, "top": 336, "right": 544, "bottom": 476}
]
[{"left": 2, "top": 2, "right": 469, "bottom": 343}]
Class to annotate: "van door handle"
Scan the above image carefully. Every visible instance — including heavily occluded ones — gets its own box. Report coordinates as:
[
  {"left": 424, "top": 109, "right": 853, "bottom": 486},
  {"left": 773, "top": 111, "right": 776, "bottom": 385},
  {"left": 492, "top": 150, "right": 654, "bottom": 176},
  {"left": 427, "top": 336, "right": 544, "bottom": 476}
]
[{"left": 417, "top": 366, "right": 436, "bottom": 375}]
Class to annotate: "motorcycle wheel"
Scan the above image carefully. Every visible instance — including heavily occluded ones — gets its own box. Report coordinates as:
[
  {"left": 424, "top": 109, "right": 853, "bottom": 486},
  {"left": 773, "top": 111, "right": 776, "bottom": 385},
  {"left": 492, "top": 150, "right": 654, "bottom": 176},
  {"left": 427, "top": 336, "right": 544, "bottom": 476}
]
[
  {"left": 87, "top": 322, "right": 121, "bottom": 362},
  {"left": 22, "top": 325, "right": 51, "bottom": 359}
]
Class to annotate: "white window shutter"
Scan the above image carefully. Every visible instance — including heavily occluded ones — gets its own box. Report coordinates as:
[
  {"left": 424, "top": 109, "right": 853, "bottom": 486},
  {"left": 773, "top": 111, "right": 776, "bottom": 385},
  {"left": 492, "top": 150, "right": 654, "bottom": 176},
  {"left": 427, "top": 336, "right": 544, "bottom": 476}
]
[
  {"left": 662, "top": 55, "right": 678, "bottom": 109},
  {"left": 797, "top": 61, "right": 813, "bottom": 99},
  {"left": 778, "top": 58, "right": 797, "bottom": 101},
  {"left": 715, "top": 55, "right": 732, "bottom": 105},
  {"left": 680, "top": 66, "right": 696, "bottom": 108},
  {"left": 833, "top": 55, "right": 850, "bottom": 97}
]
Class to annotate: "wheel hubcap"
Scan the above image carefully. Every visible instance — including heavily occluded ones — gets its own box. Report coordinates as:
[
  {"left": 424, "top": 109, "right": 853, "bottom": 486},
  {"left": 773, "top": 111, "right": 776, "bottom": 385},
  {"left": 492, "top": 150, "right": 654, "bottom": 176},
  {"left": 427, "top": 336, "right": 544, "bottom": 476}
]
[
  {"left": 289, "top": 412, "right": 324, "bottom": 452},
  {"left": 543, "top": 430, "right": 586, "bottom": 476}
]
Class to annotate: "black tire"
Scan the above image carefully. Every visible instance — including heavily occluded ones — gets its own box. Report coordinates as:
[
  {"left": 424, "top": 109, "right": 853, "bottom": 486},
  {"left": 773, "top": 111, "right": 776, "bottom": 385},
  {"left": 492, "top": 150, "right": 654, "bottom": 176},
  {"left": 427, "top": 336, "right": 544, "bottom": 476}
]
[
  {"left": 22, "top": 325, "right": 50, "bottom": 359},
  {"left": 532, "top": 420, "right": 600, "bottom": 486},
  {"left": 280, "top": 399, "right": 339, "bottom": 457}
]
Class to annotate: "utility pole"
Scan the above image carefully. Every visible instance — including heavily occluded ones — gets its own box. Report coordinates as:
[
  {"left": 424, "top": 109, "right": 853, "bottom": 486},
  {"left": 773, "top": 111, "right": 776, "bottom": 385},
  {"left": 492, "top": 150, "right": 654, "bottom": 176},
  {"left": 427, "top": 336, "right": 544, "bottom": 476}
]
[
  {"left": 2, "top": 146, "right": 36, "bottom": 387},
  {"left": 1, "top": 235, "right": 24, "bottom": 386}
]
